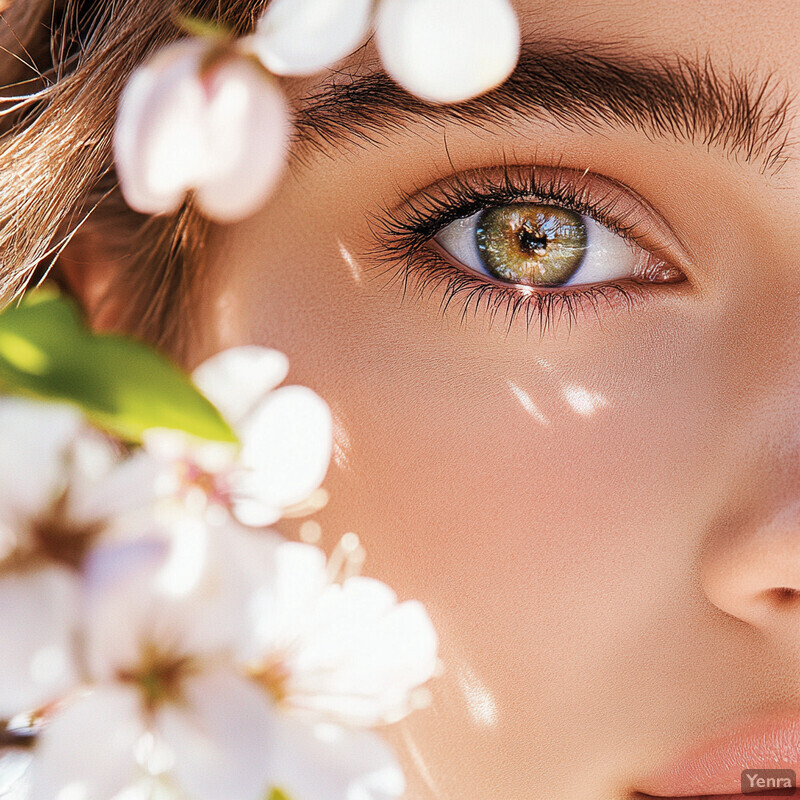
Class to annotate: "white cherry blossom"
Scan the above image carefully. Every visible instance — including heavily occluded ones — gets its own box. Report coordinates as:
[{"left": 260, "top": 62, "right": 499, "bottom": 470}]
[
  {"left": 252, "top": 0, "right": 374, "bottom": 76},
  {"left": 115, "top": 0, "right": 522, "bottom": 223},
  {"left": 0, "top": 392, "right": 434, "bottom": 800},
  {"left": 28, "top": 528, "right": 278, "bottom": 800},
  {"left": 139, "top": 346, "right": 332, "bottom": 528},
  {"left": 240, "top": 541, "right": 439, "bottom": 800},
  {"left": 265, "top": 718, "right": 406, "bottom": 800},
  {"left": 114, "top": 38, "right": 291, "bottom": 223},
  {"left": 245, "top": 541, "right": 438, "bottom": 726},
  {"left": 375, "top": 0, "right": 521, "bottom": 103},
  {"left": 0, "top": 399, "right": 119, "bottom": 719}
]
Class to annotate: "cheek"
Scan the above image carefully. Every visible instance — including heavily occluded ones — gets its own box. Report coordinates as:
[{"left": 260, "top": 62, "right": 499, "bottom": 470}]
[
  {"left": 198, "top": 205, "right": 731, "bottom": 676},
  {"left": 193, "top": 199, "right": 775, "bottom": 792},
  {"left": 310, "top": 318, "right": 724, "bottom": 644}
]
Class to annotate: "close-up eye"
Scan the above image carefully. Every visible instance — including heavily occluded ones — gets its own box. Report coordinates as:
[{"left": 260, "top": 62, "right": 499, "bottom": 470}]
[
  {"left": 374, "top": 167, "right": 691, "bottom": 331},
  {"left": 434, "top": 203, "right": 671, "bottom": 288}
]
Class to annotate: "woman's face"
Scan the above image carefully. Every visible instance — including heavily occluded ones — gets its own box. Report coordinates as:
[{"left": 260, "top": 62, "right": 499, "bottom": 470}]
[{"left": 184, "top": 1, "right": 800, "bottom": 797}]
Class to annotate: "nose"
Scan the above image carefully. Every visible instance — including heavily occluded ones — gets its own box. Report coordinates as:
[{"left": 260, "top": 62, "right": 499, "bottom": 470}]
[{"left": 701, "top": 496, "right": 800, "bottom": 636}]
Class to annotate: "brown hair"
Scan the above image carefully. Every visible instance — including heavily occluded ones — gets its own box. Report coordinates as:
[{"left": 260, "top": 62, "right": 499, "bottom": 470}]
[{"left": 0, "top": 0, "right": 270, "bottom": 355}]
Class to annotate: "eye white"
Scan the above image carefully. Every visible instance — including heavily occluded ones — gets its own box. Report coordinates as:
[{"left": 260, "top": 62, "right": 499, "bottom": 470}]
[{"left": 434, "top": 207, "right": 643, "bottom": 286}]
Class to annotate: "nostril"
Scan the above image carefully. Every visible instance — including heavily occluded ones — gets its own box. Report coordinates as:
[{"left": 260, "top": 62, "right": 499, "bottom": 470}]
[{"left": 766, "top": 587, "right": 800, "bottom": 607}]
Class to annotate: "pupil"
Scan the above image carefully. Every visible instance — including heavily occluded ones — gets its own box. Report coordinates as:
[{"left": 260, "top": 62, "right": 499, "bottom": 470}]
[
  {"left": 518, "top": 225, "right": 548, "bottom": 255},
  {"left": 475, "top": 203, "right": 588, "bottom": 287}
]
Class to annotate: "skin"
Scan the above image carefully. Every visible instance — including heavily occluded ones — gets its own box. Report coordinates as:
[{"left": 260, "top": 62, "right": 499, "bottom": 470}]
[{"left": 113, "top": 1, "right": 800, "bottom": 798}]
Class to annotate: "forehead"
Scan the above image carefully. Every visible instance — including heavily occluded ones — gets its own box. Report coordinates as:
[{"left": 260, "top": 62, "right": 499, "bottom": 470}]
[
  {"left": 285, "top": 0, "right": 799, "bottom": 178},
  {"left": 286, "top": 0, "right": 800, "bottom": 100},
  {"left": 512, "top": 0, "right": 800, "bottom": 62}
]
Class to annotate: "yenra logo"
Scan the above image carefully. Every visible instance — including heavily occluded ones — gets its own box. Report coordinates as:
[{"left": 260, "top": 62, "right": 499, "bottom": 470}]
[{"left": 741, "top": 769, "right": 796, "bottom": 796}]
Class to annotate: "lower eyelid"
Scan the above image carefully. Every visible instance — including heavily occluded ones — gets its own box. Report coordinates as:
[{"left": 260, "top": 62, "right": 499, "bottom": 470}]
[{"left": 378, "top": 241, "right": 681, "bottom": 337}]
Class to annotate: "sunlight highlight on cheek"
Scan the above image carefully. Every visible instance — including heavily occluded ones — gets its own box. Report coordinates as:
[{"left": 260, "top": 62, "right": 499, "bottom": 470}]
[
  {"left": 456, "top": 663, "right": 499, "bottom": 727},
  {"left": 507, "top": 380, "right": 550, "bottom": 426},
  {"left": 338, "top": 240, "right": 363, "bottom": 284},
  {"left": 562, "top": 385, "right": 609, "bottom": 416},
  {"left": 332, "top": 413, "right": 353, "bottom": 470}
]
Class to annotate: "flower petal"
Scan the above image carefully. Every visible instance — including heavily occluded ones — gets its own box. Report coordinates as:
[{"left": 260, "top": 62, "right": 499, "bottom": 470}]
[
  {"left": 29, "top": 685, "right": 145, "bottom": 800},
  {"left": 246, "top": 543, "right": 438, "bottom": 726},
  {"left": 111, "top": 776, "right": 182, "bottom": 800},
  {"left": 0, "top": 566, "right": 79, "bottom": 718},
  {"left": 192, "top": 347, "right": 289, "bottom": 426},
  {"left": 245, "top": 541, "right": 328, "bottom": 660},
  {"left": 0, "top": 399, "right": 81, "bottom": 526},
  {"left": 83, "top": 517, "right": 253, "bottom": 679},
  {"left": 155, "top": 668, "right": 275, "bottom": 800},
  {"left": 252, "top": 0, "right": 373, "bottom": 76},
  {"left": 0, "top": 748, "right": 33, "bottom": 800},
  {"left": 194, "top": 58, "right": 291, "bottom": 223},
  {"left": 284, "top": 578, "right": 439, "bottom": 725},
  {"left": 266, "top": 717, "right": 405, "bottom": 800},
  {"left": 235, "top": 387, "right": 332, "bottom": 525},
  {"left": 67, "top": 445, "right": 158, "bottom": 526},
  {"left": 376, "top": 0, "right": 520, "bottom": 103},
  {"left": 114, "top": 39, "right": 209, "bottom": 215}
]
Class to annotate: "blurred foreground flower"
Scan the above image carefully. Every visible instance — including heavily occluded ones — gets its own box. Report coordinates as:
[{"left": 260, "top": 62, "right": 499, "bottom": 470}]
[
  {"left": 0, "top": 400, "right": 117, "bottom": 719},
  {"left": 114, "top": 37, "right": 291, "bottom": 222},
  {"left": 29, "top": 530, "right": 277, "bottom": 800},
  {"left": 257, "top": 0, "right": 520, "bottom": 103},
  {"left": 135, "top": 346, "right": 332, "bottom": 527},
  {"left": 375, "top": 0, "right": 521, "bottom": 103},
  {"left": 26, "top": 534, "right": 437, "bottom": 800},
  {"left": 0, "top": 292, "right": 439, "bottom": 800},
  {"left": 114, "top": 0, "right": 520, "bottom": 222},
  {"left": 251, "top": 0, "right": 374, "bottom": 77},
  {"left": 242, "top": 541, "right": 438, "bottom": 800}
]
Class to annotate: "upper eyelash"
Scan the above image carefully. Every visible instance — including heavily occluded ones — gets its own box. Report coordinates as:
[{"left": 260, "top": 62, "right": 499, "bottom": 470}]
[
  {"left": 372, "top": 164, "right": 652, "bottom": 254},
  {"left": 365, "top": 164, "right": 676, "bottom": 336}
]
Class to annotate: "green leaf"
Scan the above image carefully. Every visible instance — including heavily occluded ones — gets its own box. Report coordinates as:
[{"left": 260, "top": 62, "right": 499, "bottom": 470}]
[
  {"left": 267, "top": 789, "right": 293, "bottom": 800},
  {"left": 0, "top": 290, "right": 237, "bottom": 444},
  {"left": 174, "top": 13, "right": 231, "bottom": 39}
]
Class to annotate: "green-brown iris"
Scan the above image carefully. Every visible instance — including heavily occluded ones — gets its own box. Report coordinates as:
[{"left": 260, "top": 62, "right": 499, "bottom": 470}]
[{"left": 475, "top": 204, "right": 588, "bottom": 286}]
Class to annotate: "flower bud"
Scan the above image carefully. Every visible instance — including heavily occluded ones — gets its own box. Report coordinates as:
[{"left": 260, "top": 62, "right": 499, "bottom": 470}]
[
  {"left": 114, "top": 39, "right": 291, "bottom": 223},
  {"left": 376, "top": 0, "right": 521, "bottom": 104},
  {"left": 253, "top": 0, "right": 374, "bottom": 76}
]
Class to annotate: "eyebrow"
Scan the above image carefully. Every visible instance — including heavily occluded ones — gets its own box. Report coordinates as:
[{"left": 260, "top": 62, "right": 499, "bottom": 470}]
[{"left": 293, "top": 41, "right": 793, "bottom": 174}]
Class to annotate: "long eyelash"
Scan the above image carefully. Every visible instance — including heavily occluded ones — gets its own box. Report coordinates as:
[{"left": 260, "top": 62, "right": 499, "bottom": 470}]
[
  {"left": 377, "top": 164, "right": 646, "bottom": 248},
  {"left": 395, "top": 246, "right": 645, "bottom": 337},
  {"left": 365, "top": 164, "right": 659, "bottom": 335}
]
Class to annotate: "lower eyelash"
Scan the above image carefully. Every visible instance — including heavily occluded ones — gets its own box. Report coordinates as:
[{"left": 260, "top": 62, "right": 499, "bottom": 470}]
[
  {"left": 366, "top": 165, "right": 669, "bottom": 336},
  {"left": 369, "top": 243, "right": 647, "bottom": 337}
]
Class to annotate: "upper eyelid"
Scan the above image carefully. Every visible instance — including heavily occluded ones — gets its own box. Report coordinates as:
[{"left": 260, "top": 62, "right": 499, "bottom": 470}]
[{"left": 373, "top": 164, "right": 697, "bottom": 278}]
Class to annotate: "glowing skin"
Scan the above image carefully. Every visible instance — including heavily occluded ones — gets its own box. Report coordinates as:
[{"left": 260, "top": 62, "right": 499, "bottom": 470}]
[{"left": 111, "top": 1, "right": 800, "bottom": 798}]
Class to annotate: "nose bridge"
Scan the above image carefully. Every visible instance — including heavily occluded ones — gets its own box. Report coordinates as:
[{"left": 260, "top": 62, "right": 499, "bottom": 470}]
[
  {"left": 720, "top": 281, "right": 800, "bottom": 499},
  {"left": 697, "top": 349, "right": 800, "bottom": 637}
]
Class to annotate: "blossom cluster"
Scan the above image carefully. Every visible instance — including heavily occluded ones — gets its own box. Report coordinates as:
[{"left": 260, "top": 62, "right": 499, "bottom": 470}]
[
  {"left": 0, "top": 346, "right": 438, "bottom": 800},
  {"left": 114, "top": 0, "right": 521, "bottom": 223}
]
